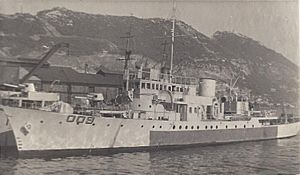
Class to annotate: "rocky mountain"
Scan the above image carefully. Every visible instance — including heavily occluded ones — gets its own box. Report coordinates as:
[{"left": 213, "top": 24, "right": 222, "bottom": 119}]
[{"left": 0, "top": 7, "right": 298, "bottom": 105}]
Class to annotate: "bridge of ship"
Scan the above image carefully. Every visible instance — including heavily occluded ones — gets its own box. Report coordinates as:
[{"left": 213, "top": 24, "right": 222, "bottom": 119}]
[{"left": 124, "top": 69, "right": 220, "bottom": 122}]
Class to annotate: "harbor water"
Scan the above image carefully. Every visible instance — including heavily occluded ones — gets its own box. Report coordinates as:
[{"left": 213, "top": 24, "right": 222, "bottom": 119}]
[{"left": 0, "top": 135, "right": 299, "bottom": 175}]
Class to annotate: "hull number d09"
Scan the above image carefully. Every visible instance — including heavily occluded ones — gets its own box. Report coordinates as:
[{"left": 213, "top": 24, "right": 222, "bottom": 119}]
[{"left": 66, "top": 115, "right": 95, "bottom": 125}]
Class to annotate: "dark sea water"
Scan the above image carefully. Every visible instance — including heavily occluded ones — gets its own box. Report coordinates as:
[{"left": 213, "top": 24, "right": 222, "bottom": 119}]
[{"left": 0, "top": 135, "right": 299, "bottom": 175}]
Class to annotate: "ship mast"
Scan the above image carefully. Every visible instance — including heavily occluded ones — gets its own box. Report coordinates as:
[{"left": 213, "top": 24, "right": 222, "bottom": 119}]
[
  {"left": 170, "top": 0, "right": 176, "bottom": 80},
  {"left": 120, "top": 25, "right": 134, "bottom": 91}
]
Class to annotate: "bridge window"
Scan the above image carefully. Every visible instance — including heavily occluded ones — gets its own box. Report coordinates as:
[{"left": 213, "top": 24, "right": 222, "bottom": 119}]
[
  {"left": 176, "top": 87, "right": 179, "bottom": 91},
  {"left": 252, "top": 125, "right": 254, "bottom": 128},
  {"left": 225, "top": 125, "right": 228, "bottom": 129},
  {"left": 235, "top": 125, "right": 237, "bottom": 128},
  {"left": 194, "top": 107, "right": 197, "bottom": 113},
  {"left": 191, "top": 126, "right": 194, "bottom": 129},
  {"left": 185, "top": 125, "right": 188, "bottom": 129},
  {"left": 210, "top": 125, "right": 213, "bottom": 129},
  {"left": 244, "top": 125, "right": 246, "bottom": 128},
  {"left": 173, "top": 125, "right": 176, "bottom": 129},
  {"left": 216, "top": 125, "right": 218, "bottom": 129},
  {"left": 197, "top": 126, "right": 200, "bottom": 129},
  {"left": 176, "top": 105, "right": 179, "bottom": 113},
  {"left": 159, "top": 84, "right": 162, "bottom": 90},
  {"left": 168, "top": 86, "right": 171, "bottom": 91},
  {"left": 156, "top": 84, "right": 159, "bottom": 90},
  {"left": 179, "top": 125, "right": 182, "bottom": 129},
  {"left": 180, "top": 87, "right": 183, "bottom": 92},
  {"left": 184, "top": 87, "right": 189, "bottom": 93},
  {"left": 172, "top": 86, "right": 176, "bottom": 91},
  {"left": 164, "top": 85, "right": 167, "bottom": 90},
  {"left": 152, "top": 84, "right": 155, "bottom": 89},
  {"left": 141, "top": 83, "right": 145, "bottom": 89},
  {"left": 189, "top": 107, "right": 193, "bottom": 113},
  {"left": 205, "top": 126, "right": 208, "bottom": 129},
  {"left": 147, "top": 83, "right": 150, "bottom": 89}
]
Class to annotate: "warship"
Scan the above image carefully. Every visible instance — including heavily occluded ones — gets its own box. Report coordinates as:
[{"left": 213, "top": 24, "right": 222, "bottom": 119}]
[
  {"left": 1, "top": 66, "right": 300, "bottom": 157},
  {"left": 0, "top": 11, "right": 300, "bottom": 158}
]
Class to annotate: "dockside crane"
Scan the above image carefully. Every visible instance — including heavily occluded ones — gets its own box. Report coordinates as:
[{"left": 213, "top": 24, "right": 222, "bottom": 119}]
[{"left": 19, "top": 42, "right": 69, "bottom": 84}]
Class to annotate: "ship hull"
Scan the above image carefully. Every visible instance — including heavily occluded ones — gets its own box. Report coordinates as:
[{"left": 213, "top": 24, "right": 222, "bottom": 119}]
[
  {"left": 0, "top": 110, "right": 16, "bottom": 147},
  {"left": 2, "top": 106, "right": 300, "bottom": 157}
]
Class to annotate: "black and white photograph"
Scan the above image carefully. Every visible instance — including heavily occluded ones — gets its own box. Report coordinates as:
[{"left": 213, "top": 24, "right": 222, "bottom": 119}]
[{"left": 0, "top": 0, "right": 299, "bottom": 174}]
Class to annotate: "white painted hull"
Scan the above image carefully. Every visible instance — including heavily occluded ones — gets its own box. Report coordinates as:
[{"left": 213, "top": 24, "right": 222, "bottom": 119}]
[
  {"left": 2, "top": 106, "right": 300, "bottom": 156},
  {"left": 276, "top": 122, "right": 300, "bottom": 138}
]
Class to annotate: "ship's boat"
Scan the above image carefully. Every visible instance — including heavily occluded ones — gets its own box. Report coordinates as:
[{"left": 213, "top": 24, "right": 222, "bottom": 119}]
[{"left": 0, "top": 67, "right": 299, "bottom": 157}]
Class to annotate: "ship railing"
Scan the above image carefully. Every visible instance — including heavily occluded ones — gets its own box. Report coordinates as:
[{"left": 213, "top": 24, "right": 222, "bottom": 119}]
[
  {"left": 129, "top": 71, "right": 198, "bottom": 85},
  {"left": 1, "top": 99, "right": 42, "bottom": 110},
  {"left": 131, "top": 110, "right": 170, "bottom": 121}
]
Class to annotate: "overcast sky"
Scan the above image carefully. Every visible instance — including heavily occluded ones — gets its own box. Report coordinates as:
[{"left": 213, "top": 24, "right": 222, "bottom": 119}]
[{"left": 0, "top": 0, "right": 299, "bottom": 65}]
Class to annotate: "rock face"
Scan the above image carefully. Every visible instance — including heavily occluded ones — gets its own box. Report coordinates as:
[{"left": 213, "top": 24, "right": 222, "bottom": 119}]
[{"left": 0, "top": 7, "right": 298, "bottom": 104}]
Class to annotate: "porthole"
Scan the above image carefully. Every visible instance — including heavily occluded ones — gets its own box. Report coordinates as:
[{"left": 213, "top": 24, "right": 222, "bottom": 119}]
[
  {"left": 205, "top": 126, "right": 208, "bottom": 129},
  {"left": 216, "top": 125, "right": 218, "bottom": 129},
  {"left": 225, "top": 125, "right": 228, "bottom": 129},
  {"left": 191, "top": 126, "right": 194, "bottom": 129},
  {"left": 185, "top": 126, "right": 188, "bottom": 129},
  {"left": 141, "top": 125, "right": 144, "bottom": 128},
  {"left": 252, "top": 125, "right": 254, "bottom": 128},
  {"left": 197, "top": 126, "right": 200, "bottom": 129},
  {"left": 179, "top": 125, "right": 182, "bottom": 129},
  {"left": 59, "top": 121, "right": 62, "bottom": 124},
  {"left": 149, "top": 105, "right": 152, "bottom": 108},
  {"left": 92, "top": 123, "right": 95, "bottom": 126},
  {"left": 152, "top": 125, "right": 155, "bottom": 128},
  {"left": 210, "top": 125, "right": 213, "bottom": 129},
  {"left": 107, "top": 124, "right": 110, "bottom": 127},
  {"left": 173, "top": 125, "right": 176, "bottom": 129},
  {"left": 235, "top": 125, "right": 237, "bottom": 128},
  {"left": 244, "top": 125, "right": 246, "bottom": 128},
  {"left": 160, "top": 126, "right": 162, "bottom": 128},
  {"left": 121, "top": 124, "right": 124, "bottom": 127},
  {"left": 138, "top": 104, "right": 141, "bottom": 107},
  {"left": 40, "top": 120, "right": 44, "bottom": 124}
]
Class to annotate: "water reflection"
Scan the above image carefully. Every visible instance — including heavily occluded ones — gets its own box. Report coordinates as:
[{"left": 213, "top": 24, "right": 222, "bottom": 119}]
[{"left": 0, "top": 136, "right": 299, "bottom": 174}]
